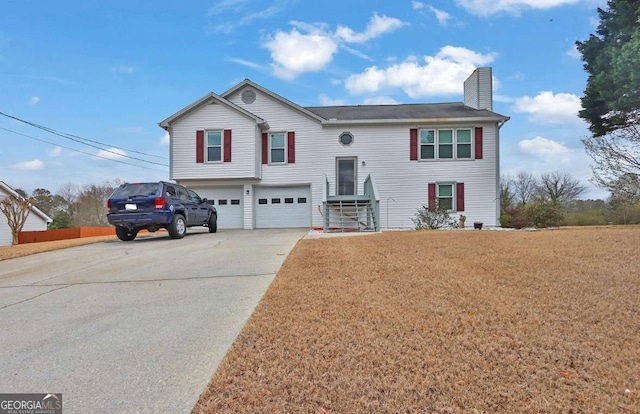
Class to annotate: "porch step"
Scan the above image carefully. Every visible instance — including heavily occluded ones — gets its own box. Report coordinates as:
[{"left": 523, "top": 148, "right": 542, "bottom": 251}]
[{"left": 325, "top": 199, "right": 377, "bottom": 233}]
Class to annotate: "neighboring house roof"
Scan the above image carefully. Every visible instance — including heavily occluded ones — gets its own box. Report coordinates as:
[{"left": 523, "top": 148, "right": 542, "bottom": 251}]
[
  {"left": 0, "top": 181, "right": 53, "bottom": 223},
  {"left": 158, "top": 92, "right": 267, "bottom": 129},
  {"left": 221, "top": 79, "right": 327, "bottom": 123},
  {"left": 305, "top": 102, "right": 510, "bottom": 125}
]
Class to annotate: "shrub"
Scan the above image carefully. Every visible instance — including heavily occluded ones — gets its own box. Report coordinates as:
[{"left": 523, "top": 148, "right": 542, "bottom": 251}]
[
  {"left": 524, "top": 202, "right": 564, "bottom": 228},
  {"left": 500, "top": 207, "right": 531, "bottom": 229},
  {"left": 413, "top": 204, "right": 459, "bottom": 230}
]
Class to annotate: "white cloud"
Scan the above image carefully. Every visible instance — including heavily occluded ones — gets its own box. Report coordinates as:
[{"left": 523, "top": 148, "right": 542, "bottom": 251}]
[
  {"left": 28, "top": 96, "right": 40, "bottom": 105},
  {"left": 159, "top": 132, "right": 170, "bottom": 146},
  {"left": 13, "top": 159, "right": 44, "bottom": 171},
  {"left": 519, "top": 136, "right": 570, "bottom": 155},
  {"left": 227, "top": 57, "right": 266, "bottom": 71},
  {"left": 428, "top": 5, "right": 452, "bottom": 26},
  {"left": 318, "top": 94, "right": 347, "bottom": 106},
  {"left": 455, "top": 0, "right": 579, "bottom": 16},
  {"left": 48, "top": 146, "right": 62, "bottom": 156},
  {"left": 345, "top": 46, "right": 497, "bottom": 98},
  {"left": 208, "top": 0, "right": 293, "bottom": 33},
  {"left": 111, "top": 65, "right": 136, "bottom": 73},
  {"left": 513, "top": 91, "right": 582, "bottom": 124},
  {"left": 208, "top": 0, "right": 251, "bottom": 15},
  {"left": 263, "top": 28, "right": 338, "bottom": 80},
  {"left": 412, "top": 1, "right": 426, "bottom": 9},
  {"left": 335, "top": 13, "right": 408, "bottom": 44},
  {"left": 96, "top": 148, "right": 127, "bottom": 160},
  {"left": 566, "top": 44, "right": 581, "bottom": 60},
  {"left": 363, "top": 96, "right": 399, "bottom": 105}
]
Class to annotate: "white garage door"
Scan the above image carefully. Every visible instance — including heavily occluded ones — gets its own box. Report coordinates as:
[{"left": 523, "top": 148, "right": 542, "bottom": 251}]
[
  {"left": 193, "top": 187, "right": 243, "bottom": 229},
  {"left": 255, "top": 186, "right": 311, "bottom": 228}
]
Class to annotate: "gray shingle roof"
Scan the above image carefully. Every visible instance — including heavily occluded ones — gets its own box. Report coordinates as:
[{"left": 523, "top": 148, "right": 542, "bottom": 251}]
[{"left": 304, "top": 102, "right": 508, "bottom": 121}]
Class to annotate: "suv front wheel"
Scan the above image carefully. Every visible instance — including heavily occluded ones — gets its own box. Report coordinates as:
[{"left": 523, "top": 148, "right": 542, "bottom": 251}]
[{"left": 168, "top": 214, "right": 187, "bottom": 239}]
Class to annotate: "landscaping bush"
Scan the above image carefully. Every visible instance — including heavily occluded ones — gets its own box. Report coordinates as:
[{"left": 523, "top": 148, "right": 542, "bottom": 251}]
[
  {"left": 500, "top": 207, "right": 531, "bottom": 229},
  {"left": 413, "top": 203, "right": 458, "bottom": 230},
  {"left": 524, "top": 202, "right": 565, "bottom": 228}
]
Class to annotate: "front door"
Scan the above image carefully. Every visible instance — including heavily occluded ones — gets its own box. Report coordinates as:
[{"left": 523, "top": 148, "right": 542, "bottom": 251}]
[{"left": 336, "top": 157, "right": 357, "bottom": 196}]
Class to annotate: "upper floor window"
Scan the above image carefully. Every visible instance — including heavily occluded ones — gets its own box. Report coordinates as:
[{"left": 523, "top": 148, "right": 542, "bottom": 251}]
[
  {"left": 207, "top": 131, "right": 222, "bottom": 162},
  {"left": 270, "top": 133, "right": 286, "bottom": 164},
  {"left": 419, "top": 128, "right": 473, "bottom": 160}
]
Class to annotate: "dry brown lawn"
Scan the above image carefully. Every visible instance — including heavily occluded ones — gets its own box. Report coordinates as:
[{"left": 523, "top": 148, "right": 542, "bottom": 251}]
[
  {"left": 0, "top": 235, "right": 118, "bottom": 260},
  {"left": 193, "top": 227, "right": 640, "bottom": 413}
]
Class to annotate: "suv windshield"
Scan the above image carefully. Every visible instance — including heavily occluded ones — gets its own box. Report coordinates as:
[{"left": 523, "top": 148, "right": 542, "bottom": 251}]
[{"left": 111, "top": 183, "right": 160, "bottom": 198}]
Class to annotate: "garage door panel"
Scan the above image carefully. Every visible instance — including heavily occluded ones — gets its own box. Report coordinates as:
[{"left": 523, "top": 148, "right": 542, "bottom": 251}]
[
  {"left": 255, "top": 186, "right": 310, "bottom": 229},
  {"left": 192, "top": 187, "right": 243, "bottom": 229}
]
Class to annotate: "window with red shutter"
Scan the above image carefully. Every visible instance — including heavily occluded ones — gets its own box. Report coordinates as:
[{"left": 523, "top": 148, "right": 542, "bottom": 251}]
[
  {"left": 410, "top": 129, "right": 418, "bottom": 160},
  {"left": 474, "top": 127, "right": 483, "bottom": 160},
  {"left": 287, "top": 131, "right": 295, "bottom": 164},
  {"left": 196, "top": 130, "right": 204, "bottom": 163},
  {"left": 223, "top": 129, "right": 232, "bottom": 162}
]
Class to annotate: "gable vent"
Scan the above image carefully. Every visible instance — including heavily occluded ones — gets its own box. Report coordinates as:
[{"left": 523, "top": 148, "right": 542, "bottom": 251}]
[{"left": 241, "top": 89, "right": 256, "bottom": 104}]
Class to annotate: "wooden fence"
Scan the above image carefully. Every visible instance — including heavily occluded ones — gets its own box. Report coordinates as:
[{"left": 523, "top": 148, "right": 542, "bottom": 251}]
[{"left": 18, "top": 227, "right": 116, "bottom": 244}]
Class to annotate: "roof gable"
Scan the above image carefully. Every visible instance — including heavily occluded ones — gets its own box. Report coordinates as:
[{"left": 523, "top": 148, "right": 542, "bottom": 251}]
[
  {"left": 0, "top": 181, "right": 53, "bottom": 223},
  {"left": 222, "top": 79, "right": 326, "bottom": 124},
  {"left": 158, "top": 92, "right": 266, "bottom": 129}
]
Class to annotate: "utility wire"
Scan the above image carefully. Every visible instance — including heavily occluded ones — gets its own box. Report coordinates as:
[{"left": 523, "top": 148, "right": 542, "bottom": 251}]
[
  {"left": 0, "top": 111, "right": 168, "bottom": 165},
  {"left": 0, "top": 127, "right": 168, "bottom": 172}
]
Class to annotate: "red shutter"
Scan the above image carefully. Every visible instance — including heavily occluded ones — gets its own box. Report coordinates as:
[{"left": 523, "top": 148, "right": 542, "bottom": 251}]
[
  {"left": 475, "top": 127, "right": 483, "bottom": 160},
  {"left": 287, "top": 131, "right": 295, "bottom": 164},
  {"left": 196, "top": 130, "right": 204, "bottom": 163},
  {"left": 223, "top": 129, "right": 232, "bottom": 162},
  {"left": 410, "top": 128, "right": 418, "bottom": 160},
  {"left": 261, "top": 133, "right": 268, "bottom": 164},
  {"left": 428, "top": 183, "right": 436, "bottom": 212},
  {"left": 456, "top": 182, "right": 465, "bottom": 212}
]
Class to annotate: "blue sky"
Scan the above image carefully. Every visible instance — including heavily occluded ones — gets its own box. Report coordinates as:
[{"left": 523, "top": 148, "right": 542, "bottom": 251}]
[{"left": 1, "top": 0, "right": 608, "bottom": 198}]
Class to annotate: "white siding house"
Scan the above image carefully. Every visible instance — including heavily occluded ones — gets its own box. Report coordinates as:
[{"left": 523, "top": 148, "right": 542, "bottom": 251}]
[
  {"left": 0, "top": 181, "right": 52, "bottom": 246},
  {"left": 159, "top": 68, "right": 509, "bottom": 231}
]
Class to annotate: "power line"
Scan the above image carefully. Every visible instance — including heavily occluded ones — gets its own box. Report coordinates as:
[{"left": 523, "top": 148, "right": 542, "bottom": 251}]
[
  {"left": 0, "top": 111, "right": 168, "bottom": 166},
  {"left": 0, "top": 127, "right": 168, "bottom": 172}
]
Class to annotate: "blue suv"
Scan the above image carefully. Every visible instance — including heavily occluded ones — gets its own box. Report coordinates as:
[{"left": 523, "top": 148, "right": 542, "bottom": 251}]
[{"left": 106, "top": 181, "right": 217, "bottom": 241}]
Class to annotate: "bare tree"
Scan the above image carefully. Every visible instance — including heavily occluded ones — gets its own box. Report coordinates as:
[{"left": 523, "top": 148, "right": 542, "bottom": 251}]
[
  {"left": 0, "top": 194, "right": 34, "bottom": 245},
  {"left": 73, "top": 180, "right": 122, "bottom": 226},
  {"left": 514, "top": 171, "right": 538, "bottom": 206},
  {"left": 500, "top": 175, "right": 515, "bottom": 212},
  {"left": 583, "top": 125, "right": 640, "bottom": 195},
  {"left": 537, "top": 172, "right": 586, "bottom": 206}
]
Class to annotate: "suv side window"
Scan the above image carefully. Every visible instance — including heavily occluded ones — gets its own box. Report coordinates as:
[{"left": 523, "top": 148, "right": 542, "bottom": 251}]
[
  {"left": 187, "top": 189, "right": 202, "bottom": 203},
  {"left": 176, "top": 187, "right": 190, "bottom": 201},
  {"left": 165, "top": 185, "right": 177, "bottom": 198}
]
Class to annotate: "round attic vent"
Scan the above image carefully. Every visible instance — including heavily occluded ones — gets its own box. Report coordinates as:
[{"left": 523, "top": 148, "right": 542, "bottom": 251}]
[{"left": 241, "top": 89, "right": 256, "bottom": 104}]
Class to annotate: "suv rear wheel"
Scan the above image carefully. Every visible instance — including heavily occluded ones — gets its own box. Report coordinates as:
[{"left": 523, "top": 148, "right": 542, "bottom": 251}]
[
  {"left": 168, "top": 214, "right": 186, "bottom": 239},
  {"left": 115, "top": 226, "right": 138, "bottom": 241}
]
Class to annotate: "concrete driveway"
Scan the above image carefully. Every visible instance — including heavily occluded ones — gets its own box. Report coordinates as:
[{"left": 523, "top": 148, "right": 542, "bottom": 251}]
[{"left": 0, "top": 228, "right": 306, "bottom": 413}]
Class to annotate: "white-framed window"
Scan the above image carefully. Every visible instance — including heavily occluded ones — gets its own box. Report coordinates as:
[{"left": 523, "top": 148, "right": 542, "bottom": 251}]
[
  {"left": 419, "top": 128, "right": 473, "bottom": 160},
  {"left": 339, "top": 132, "right": 354, "bottom": 146},
  {"left": 206, "top": 131, "right": 222, "bottom": 162},
  {"left": 456, "top": 129, "right": 472, "bottom": 159},
  {"left": 437, "top": 183, "right": 455, "bottom": 210},
  {"left": 420, "top": 129, "right": 435, "bottom": 159},
  {"left": 270, "top": 133, "right": 286, "bottom": 164},
  {"left": 438, "top": 130, "right": 453, "bottom": 159}
]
